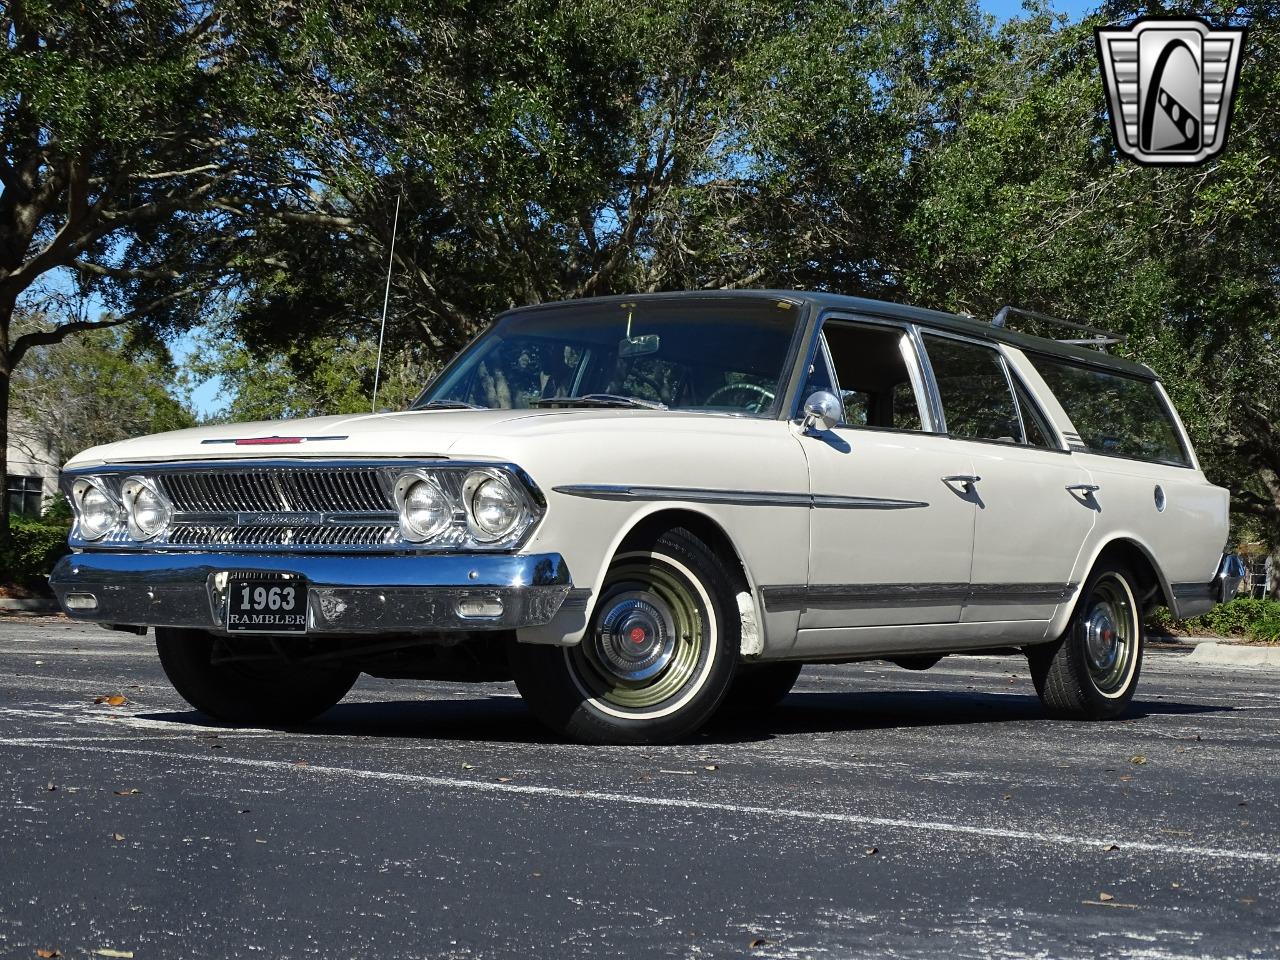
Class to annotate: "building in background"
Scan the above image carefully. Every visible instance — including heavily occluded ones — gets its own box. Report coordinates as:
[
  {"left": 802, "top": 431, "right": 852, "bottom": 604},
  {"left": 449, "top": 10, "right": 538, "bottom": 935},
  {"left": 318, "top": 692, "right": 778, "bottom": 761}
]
[{"left": 6, "top": 414, "right": 59, "bottom": 519}]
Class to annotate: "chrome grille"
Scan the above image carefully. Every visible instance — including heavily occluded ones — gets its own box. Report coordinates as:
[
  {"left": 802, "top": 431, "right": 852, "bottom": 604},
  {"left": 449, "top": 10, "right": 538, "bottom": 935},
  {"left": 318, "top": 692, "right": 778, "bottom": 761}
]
[
  {"left": 158, "top": 467, "right": 393, "bottom": 514},
  {"left": 167, "top": 524, "right": 400, "bottom": 549}
]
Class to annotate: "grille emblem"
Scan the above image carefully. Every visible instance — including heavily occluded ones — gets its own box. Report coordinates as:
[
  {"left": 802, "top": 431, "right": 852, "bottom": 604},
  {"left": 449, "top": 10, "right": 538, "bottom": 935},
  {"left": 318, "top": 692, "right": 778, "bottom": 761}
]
[{"left": 236, "top": 512, "right": 327, "bottom": 527}]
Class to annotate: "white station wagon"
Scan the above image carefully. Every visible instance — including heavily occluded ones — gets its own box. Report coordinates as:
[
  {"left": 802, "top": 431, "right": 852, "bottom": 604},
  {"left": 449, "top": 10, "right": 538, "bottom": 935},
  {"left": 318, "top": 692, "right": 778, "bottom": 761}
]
[{"left": 51, "top": 292, "right": 1244, "bottom": 743}]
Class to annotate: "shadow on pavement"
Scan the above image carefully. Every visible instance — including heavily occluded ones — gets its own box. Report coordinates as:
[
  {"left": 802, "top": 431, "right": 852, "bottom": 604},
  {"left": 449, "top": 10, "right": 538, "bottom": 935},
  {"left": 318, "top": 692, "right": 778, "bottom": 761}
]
[{"left": 136, "top": 686, "right": 1230, "bottom": 745}]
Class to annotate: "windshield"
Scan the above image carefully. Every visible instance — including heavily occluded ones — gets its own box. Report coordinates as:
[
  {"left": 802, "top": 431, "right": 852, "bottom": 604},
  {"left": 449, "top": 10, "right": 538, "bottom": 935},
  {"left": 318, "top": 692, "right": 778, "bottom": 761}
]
[{"left": 415, "top": 297, "right": 802, "bottom": 415}]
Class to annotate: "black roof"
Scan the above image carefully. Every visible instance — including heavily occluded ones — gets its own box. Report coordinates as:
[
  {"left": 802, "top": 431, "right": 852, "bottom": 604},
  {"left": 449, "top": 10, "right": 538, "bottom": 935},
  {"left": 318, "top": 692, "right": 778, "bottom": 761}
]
[{"left": 508, "top": 289, "right": 1157, "bottom": 380}]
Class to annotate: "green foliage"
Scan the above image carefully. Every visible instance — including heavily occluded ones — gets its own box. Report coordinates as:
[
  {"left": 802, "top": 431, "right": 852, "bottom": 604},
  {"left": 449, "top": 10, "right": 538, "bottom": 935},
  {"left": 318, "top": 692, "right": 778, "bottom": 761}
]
[
  {"left": 0, "top": 516, "right": 70, "bottom": 588},
  {"left": 11, "top": 325, "right": 195, "bottom": 463},
  {"left": 1153, "top": 598, "right": 1280, "bottom": 645},
  {"left": 183, "top": 329, "right": 431, "bottom": 422}
]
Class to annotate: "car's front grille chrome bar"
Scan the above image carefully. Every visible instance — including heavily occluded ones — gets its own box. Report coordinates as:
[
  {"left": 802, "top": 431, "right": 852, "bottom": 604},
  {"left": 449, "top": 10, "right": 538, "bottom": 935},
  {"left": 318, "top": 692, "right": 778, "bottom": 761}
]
[{"left": 158, "top": 467, "right": 393, "bottom": 515}]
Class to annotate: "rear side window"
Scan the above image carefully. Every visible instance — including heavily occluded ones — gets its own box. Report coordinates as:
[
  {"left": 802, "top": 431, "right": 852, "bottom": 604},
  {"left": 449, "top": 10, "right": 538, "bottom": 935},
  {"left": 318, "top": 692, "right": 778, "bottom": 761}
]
[
  {"left": 923, "top": 335, "right": 1023, "bottom": 443},
  {"left": 1029, "top": 356, "right": 1190, "bottom": 466}
]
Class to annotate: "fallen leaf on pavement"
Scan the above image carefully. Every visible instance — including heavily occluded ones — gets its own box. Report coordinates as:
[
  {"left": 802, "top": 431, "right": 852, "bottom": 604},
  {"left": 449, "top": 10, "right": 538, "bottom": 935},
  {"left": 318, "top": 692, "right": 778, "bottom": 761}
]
[
  {"left": 111, "top": 833, "right": 125, "bottom": 842},
  {"left": 1103, "top": 844, "right": 1120, "bottom": 852},
  {"left": 45, "top": 782, "right": 56, "bottom": 792},
  {"left": 93, "top": 696, "right": 128, "bottom": 707},
  {"left": 461, "top": 762, "right": 475, "bottom": 770},
  {"left": 496, "top": 777, "right": 512, "bottom": 783},
  {"left": 113, "top": 789, "right": 140, "bottom": 797},
  {"left": 1099, "top": 892, "right": 1114, "bottom": 902},
  {"left": 748, "top": 938, "right": 769, "bottom": 949},
  {"left": 864, "top": 847, "right": 878, "bottom": 856},
  {"left": 35, "top": 949, "right": 61, "bottom": 958},
  {"left": 1129, "top": 755, "right": 1147, "bottom": 765},
  {"left": 704, "top": 765, "right": 719, "bottom": 771}
]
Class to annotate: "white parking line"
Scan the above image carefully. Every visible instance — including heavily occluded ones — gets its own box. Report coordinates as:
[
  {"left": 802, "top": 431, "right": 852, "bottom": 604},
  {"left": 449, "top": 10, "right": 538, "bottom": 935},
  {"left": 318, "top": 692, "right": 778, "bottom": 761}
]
[{"left": 1, "top": 737, "right": 1276, "bottom": 865}]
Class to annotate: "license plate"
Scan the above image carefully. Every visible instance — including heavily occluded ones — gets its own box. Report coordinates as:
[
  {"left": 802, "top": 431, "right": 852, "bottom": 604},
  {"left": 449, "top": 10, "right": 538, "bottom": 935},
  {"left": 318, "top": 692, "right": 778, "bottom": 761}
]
[{"left": 226, "top": 577, "right": 307, "bottom": 634}]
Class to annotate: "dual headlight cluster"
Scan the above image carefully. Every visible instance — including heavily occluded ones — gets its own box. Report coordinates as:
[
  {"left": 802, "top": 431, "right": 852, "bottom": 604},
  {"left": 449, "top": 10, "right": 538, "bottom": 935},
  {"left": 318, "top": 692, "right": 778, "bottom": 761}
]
[
  {"left": 68, "top": 466, "right": 539, "bottom": 549},
  {"left": 71, "top": 476, "right": 171, "bottom": 542},
  {"left": 393, "top": 468, "right": 533, "bottom": 545}
]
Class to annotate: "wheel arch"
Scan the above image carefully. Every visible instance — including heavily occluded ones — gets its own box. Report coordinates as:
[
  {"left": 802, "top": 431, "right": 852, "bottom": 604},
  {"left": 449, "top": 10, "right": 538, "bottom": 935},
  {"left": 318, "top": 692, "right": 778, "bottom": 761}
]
[
  {"left": 1062, "top": 535, "right": 1172, "bottom": 634},
  {"left": 585, "top": 505, "right": 764, "bottom": 655}
]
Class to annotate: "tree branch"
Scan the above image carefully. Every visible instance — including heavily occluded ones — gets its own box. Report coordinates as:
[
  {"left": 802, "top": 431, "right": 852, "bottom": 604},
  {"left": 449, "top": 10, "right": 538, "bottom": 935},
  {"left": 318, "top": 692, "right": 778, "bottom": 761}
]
[{"left": 10, "top": 285, "right": 200, "bottom": 368}]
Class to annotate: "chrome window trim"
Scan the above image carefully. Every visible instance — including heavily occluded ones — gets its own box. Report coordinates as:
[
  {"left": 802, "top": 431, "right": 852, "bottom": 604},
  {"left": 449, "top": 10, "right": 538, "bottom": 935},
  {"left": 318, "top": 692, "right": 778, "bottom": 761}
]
[
  {"left": 790, "top": 312, "right": 943, "bottom": 433},
  {"left": 1022, "top": 351, "right": 1195, "bottom": 469},
  {"left": 915, "top": 326, "right": 1071, "bottom": 452}
]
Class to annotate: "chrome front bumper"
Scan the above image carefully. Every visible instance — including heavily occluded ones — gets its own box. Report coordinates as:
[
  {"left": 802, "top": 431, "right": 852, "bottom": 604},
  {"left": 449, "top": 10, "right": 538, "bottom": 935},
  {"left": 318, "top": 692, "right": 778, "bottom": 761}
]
[{"left": 50, "top": 551, "right": 580, "bottom": 635}]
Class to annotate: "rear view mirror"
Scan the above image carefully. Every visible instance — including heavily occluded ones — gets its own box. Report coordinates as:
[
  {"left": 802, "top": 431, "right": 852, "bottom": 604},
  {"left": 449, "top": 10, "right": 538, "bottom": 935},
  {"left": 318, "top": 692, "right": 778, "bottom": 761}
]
[{"left": 618, "top": 334, "right": 660, "bottom": 358}]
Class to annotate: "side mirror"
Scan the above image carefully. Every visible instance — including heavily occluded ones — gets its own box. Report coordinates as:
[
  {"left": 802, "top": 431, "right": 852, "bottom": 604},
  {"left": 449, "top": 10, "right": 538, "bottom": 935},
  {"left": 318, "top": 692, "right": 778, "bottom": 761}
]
[{"left": 801, "top": 391, "right": 841, "bottom": 434}]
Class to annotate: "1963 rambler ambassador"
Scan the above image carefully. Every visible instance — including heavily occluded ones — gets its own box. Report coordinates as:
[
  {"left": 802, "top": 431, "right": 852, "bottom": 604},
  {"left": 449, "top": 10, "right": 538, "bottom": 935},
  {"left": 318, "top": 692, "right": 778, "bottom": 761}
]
[{"left": 51, "top": 292, "right": 1245, "bottom": 743}]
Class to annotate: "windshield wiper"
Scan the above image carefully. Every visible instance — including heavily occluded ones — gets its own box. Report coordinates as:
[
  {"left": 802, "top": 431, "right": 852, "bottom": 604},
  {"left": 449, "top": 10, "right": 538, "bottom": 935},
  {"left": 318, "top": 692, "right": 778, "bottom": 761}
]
[
  {"left": 530, "top": 393, "right": 668, "bottom": 410},
  {"left": 417, "top": 400, "right": 489, "bottom": 410}
]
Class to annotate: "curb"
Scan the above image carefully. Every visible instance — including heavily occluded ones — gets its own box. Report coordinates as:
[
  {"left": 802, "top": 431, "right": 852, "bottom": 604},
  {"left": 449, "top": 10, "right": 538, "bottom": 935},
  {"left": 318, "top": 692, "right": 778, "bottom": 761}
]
[
  {"left": 0, "top": 598, "right": 60, "bottom": 614},
  {"left": 1183, "top": 641, "right": 1280, "bottom": 670}
]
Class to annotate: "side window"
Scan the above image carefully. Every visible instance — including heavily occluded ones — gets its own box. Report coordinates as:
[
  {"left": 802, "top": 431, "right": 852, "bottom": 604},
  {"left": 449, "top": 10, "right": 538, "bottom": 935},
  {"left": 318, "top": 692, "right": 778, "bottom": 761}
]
[
  {"left": 891, "top": 382, "right": 923, "bottom": 431},
  {"left": 1028, "top": 356, "right": 1190, "bottom": 466},
  {"left": 923, "top": 335, "right": 1022, "bottom": 443},
  {"left": 821, "top": 322, "right": 929, "bottom": 432},
  {"left": 1012, "top": 379, "right": 1056, "bottom": 449}
]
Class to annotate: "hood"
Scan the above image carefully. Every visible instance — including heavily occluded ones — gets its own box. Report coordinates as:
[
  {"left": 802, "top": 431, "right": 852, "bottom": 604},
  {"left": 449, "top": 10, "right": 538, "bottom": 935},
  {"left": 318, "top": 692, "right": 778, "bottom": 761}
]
[{"left": 62, "top": 407, "right": 738, "bottom": 469}]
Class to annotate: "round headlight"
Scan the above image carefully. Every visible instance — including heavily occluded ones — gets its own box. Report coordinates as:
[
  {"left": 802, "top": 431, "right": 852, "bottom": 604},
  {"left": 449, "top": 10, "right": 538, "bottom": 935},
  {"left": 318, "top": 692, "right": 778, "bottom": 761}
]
[
  {"left": 73, "top": 479, "right": 121, "bottom": 541},
  {"left": 468, "top": 475, "right": 524, "bottom": 541},
  {"left": 122, "top": 477, "right": 172, "bottom": 540},
  {"left": 400, "top": 478, "right": 451, "bottom": 541}
]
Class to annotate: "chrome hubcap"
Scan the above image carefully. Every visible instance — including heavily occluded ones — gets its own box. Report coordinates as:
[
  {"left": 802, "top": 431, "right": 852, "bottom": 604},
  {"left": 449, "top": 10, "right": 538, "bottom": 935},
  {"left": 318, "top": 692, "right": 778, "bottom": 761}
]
[
  {"left": 1084, "top": 603, "right": 1120, "bottom": 674},
  {"left": 565, "top": 552, "right": 713, "bottom": 714},
  {"left": 594, "top": 590, "right": 676, "bottom": 682},
  {"left": 1079, "top": 573, "right": 1137, "bottom": 696}
]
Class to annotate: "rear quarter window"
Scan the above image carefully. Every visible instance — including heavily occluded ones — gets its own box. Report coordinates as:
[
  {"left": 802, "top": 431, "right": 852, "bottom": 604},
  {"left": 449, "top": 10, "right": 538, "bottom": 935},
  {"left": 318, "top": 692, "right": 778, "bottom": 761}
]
[{"left": 1028, "top": 355, "right": 1190, "bottom": 467}]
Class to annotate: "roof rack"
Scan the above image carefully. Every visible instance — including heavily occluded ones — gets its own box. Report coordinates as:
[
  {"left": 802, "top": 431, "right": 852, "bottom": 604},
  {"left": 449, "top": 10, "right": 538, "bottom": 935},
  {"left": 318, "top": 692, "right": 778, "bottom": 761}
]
[{"left": 992, "top": 305, "right": 1125, "bottom": 348}]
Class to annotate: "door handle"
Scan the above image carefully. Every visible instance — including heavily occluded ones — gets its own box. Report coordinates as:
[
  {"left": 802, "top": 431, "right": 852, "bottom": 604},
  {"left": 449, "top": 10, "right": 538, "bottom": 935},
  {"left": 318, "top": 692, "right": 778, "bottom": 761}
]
[
  {"left": 1065, "top": 483, "right": 1100, "bottom": 495},
  {"left": 942, "top": 475, "right": 981, "bottom": 490}
]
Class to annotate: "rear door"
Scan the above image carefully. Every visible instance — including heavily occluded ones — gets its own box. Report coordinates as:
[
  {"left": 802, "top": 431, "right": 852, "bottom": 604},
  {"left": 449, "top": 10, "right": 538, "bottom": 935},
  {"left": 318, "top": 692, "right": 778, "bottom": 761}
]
[{"left": 917, "top": 332, "right": 1097, "bottom": 628}]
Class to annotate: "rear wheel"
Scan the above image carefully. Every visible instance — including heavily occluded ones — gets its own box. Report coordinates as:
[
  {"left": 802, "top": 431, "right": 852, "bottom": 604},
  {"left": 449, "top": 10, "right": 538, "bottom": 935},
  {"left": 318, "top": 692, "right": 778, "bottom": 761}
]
[
  {"left": 1028, "top": 562, "right": 1144, "bottom": 720},
  {"left": 510, "top": 527, "right": 739, "bottom": 744},
  {"left": 156, "top": 627, "right": 359, "bottom": 725}
]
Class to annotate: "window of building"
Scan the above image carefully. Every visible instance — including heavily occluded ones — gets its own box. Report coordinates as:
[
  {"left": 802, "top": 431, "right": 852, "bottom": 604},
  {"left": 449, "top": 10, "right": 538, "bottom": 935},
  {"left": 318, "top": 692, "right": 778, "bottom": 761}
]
[
  {"left": 1028, "top": 355, "right": 1190, "bottom": 466},
  {"left": 6, "top": 475, "right": 44, "bottom": 518}
]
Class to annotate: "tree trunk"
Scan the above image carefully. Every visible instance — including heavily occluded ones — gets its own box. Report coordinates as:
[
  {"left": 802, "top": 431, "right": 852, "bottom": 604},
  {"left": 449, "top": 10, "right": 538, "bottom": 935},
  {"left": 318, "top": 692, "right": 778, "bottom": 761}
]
[
  {"left": 0, "top": 348, "right": 10, "bottom": 554},
  {"left": 1267, "top": 550, "right": 1280, "bottom": 601}
]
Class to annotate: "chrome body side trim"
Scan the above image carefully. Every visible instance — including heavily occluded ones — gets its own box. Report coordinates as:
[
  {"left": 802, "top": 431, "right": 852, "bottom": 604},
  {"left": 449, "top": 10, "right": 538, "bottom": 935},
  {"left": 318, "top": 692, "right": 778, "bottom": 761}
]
[
  {"left": 50, "top": 551, "right": 577, "bottom": 635},
  {"left": 761, "top": 582, "right": 1078, "bottom": 612},
  {"left": 553, "top": 484, "right": 928, "bottom": 511}
]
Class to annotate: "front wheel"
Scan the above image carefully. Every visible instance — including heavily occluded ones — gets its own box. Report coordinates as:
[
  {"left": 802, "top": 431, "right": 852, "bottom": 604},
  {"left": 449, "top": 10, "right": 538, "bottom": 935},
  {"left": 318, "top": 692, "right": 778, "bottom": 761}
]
[
  {"left": 156, "top": 627, "right": 359, "bottom": 725},
  {"left": 1027, "top": 562, "right": 1144, "bottom": 720},
  {"left": 509, "top": 527, "right": 740, "bottom": 744}
]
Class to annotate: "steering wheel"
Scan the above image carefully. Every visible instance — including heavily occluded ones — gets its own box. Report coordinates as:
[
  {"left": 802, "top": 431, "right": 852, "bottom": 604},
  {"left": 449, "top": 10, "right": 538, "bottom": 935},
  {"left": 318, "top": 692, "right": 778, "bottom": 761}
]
[{"left": 704, "top": 382, "right": 776, "bottom": 413}]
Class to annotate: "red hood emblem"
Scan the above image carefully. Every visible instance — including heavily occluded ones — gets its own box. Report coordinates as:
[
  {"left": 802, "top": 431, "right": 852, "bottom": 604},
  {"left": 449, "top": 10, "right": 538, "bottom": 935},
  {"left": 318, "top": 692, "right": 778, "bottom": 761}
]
[{"left": 201, "top": 435, "right": 348, "bottom": 447}]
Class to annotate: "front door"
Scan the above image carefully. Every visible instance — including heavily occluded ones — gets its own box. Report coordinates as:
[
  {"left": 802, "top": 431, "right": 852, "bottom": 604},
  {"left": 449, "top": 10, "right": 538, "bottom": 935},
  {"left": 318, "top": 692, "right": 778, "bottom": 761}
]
[{"left": 793, "top": 319, "right": 977, "bottom": 630}]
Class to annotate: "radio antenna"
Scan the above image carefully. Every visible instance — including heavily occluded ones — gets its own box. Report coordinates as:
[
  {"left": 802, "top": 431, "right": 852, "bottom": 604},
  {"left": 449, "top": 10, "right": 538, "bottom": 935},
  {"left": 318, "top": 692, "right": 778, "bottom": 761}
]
[{"left": 371, "top": 190, "right": 402, "bottom": 413}]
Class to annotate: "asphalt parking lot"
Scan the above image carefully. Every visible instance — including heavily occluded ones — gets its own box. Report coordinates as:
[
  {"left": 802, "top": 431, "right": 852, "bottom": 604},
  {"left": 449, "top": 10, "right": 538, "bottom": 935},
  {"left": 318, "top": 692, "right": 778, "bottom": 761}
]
[{"left": 0, "top": 619, "right": 1276, "bottom": 960}]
